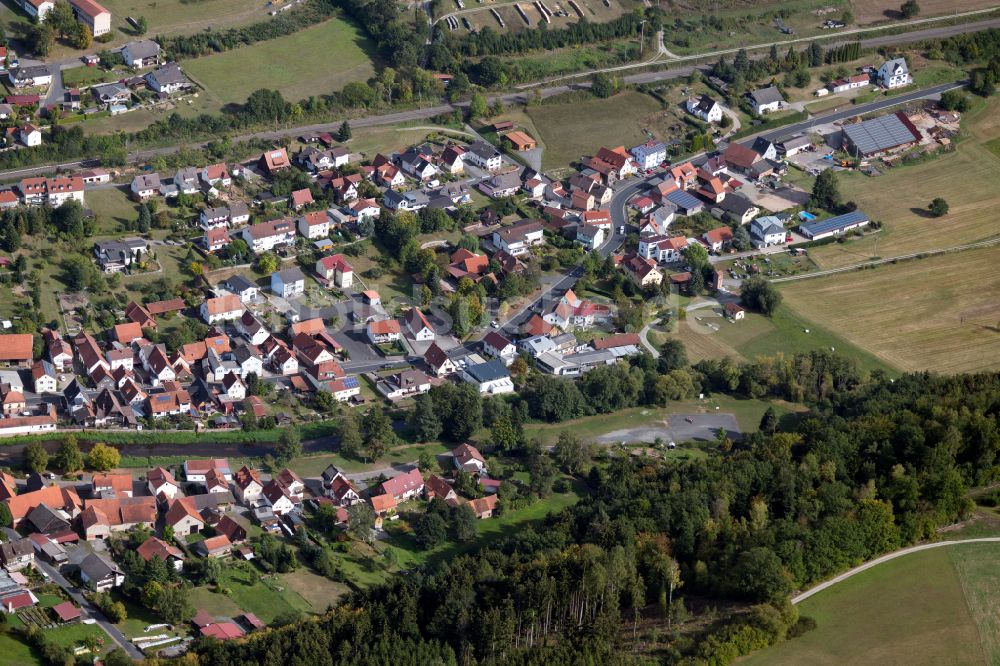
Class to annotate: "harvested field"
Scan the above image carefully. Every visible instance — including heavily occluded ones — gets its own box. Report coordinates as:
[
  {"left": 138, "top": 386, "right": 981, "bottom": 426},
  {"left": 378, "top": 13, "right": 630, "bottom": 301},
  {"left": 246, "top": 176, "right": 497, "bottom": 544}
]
[
  {"left": 851, "top": 0, "right": 1000, "bottom": 24},
  {"left": 780, "top": 245, "right": 1000, "bottom": 374}
]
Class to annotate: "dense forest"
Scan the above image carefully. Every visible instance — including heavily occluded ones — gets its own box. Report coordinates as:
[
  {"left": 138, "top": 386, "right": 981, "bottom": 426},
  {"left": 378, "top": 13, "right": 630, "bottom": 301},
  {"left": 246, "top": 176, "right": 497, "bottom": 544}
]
[{"left": 178, "top": 365, "right": 1000, "bottom": 665}]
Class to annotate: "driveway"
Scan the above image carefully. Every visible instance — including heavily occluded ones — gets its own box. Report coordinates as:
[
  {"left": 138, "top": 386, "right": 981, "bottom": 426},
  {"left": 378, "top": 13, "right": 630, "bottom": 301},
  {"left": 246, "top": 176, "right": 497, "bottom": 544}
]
[{"left": 593, "top": 412, "right": 740, "bottom": 445}]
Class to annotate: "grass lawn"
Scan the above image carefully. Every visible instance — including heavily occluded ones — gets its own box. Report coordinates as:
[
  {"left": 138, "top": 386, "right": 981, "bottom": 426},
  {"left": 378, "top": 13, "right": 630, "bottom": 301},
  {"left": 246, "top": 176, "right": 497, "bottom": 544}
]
[
  {"left": 0, "top": 633, "right": 41, "bottom": 666},
  {"left": 61, "top": 67, "right": 123, "bottom": 88},
  {"left": 100, "top": 0, "right": 268, "bottom": 41},
  {"left": 779, "top": 245, "right": 1000, "bottom": 374},
  {"left": 43, "top": 622, "right": 112, "bottom": 654},
  {"left": 744, "top": 544, "right": 998, "bottom": 665},
  {"left": 189, "top": 566, "right": 312, "bottom": 624},
  {"left": 808, "top": 102, "right": 1000, "bottom": 270},
  {"left": 676, "top": 303, "right": 895, "bottom": 375},
  {"left": 88, "top": 188, "right": 140, "bottom": 234},
  {"left": 526, "top": 92, "right": 662, "bottom": 171},
  {"left": 280, "top": 568, "right": 351, "bottom": 612},
  {"left": 287, "top": 442, "right": 450, "bottom": 478},
  {"left": 183, "top": 16, "right": 376, "bottom": 105}
]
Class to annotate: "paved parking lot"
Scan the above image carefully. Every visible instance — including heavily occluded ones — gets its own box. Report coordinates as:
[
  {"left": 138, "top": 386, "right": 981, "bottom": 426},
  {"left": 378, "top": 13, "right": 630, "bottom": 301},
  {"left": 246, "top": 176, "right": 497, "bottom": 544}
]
[{"left": 593, "top": 413, "right": 741, "bottom": 445}]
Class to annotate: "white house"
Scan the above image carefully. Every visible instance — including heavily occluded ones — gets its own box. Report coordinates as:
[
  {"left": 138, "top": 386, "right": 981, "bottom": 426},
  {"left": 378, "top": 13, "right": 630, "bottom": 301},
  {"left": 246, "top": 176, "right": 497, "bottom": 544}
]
[
  {"left": 574, "top": 224, "right": 605, "bottom": 250},
  {"left": 492, "top": 219, "right": 545, "bottom": 256},
  {"left": 316, "top": 254, "right": 353, "bottom": 288},
  {"left": 638, "top": 234, "right": 688, "bottom": 263},
  {"left": 878, "top": 58, "right": 912, "bottom": 89},
  {"left": 297, "top": 211, "right": 330, "bottom": 239},
  {"left": 200, "top": 294, "right": 244, "bottom": 324},
  {"left": 686, "top": 95, "right": 723, "bottom": 123},
  {"left": 630, "top": 140, "right": 667, "bottom": 170},
  {"left": 271, "top": 267, "right": 305, "bottom": 299},
  {"left": 461, "top": 360, "right": 515, "bottom": 395},
  {"left": 130, "top": 173, "right": 160, "bottom": 200},
  {"left": 144, "top": 63, "right": 188, "bottom": 94},
  {"left": 224, "top": 275, "right": 260, "bottom": 304},
  {"left": 464, "top": 141, "right": 503, "bottom": 171},
  {"left": 242, "top": 219, "right": 295, "bottom": 253},
  {"left": 121, "top": 40, "right": 161, "bottom": 68},
  {"left": 147, "top": 467, "right": 179, "bottom": 500},
  {"left": 482, "top": 332, "right": 517, "bottom": 366},
  {"left": 19, "top": 124, "right": 41, "bottom": 147},
  {"left": 46, "top": 177, "right": 85, "bottom": 206},
  {"left": 403, "top": 308, "right": 435, "bottom": 341},
  {"left": 749, "top": 216, "right": 786, "bottom": 248},
  {"left": 746, "top": 86, "right": 785, "bottom": 115},
  {"left": 367, "top": 319, "right": 402, "bottom": 344}
]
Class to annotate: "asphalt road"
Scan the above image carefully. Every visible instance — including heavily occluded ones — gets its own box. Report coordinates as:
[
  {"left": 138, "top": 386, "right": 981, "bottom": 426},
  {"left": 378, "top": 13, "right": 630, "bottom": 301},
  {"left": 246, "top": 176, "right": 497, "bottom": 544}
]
[{"left": 31, "top": 556, "right": 145, "bottom": 660}]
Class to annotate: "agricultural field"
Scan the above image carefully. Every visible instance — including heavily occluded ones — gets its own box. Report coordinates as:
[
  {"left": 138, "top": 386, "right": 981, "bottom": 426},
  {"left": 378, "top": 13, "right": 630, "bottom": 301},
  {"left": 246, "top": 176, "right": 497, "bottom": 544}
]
[
  {"left": 100, "top": 0, "right": 270, "bottom": 41},
  {"left": 851, "top": 0, "right": 1000, "bottom": 24},
  {"left": 674, "top": 302, "right": 894, "bottom": 374},
  {"left": 744, "top": 543, "right": 1000, "bottom": 665},
  {"left": 809, "top": 103, "right": 1000, "bottom": 270},
  {"left": 183, "top": 17, "right": 376, "bottom": 105},
  {"left": 526, "top": 92, "right": 664, "bottom": 171},
  {"left": 779, "top": 245, "right": 1000, "bottom": 374}
]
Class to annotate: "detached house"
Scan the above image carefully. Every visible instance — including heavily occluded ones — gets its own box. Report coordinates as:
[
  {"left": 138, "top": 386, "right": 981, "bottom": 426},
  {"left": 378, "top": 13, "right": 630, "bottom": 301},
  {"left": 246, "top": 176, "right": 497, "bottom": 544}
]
[
  {"left": 241, "top": 219, "right": 295, "bottom": 253},
  {"left": 878, "top": 57, "right": 912, "bottom": 89},
  {"left": 233, "top": 466, "right": 264, "bottom": 505},
  {"left": 492, "top": 219, "right": 544, "bottom": 256},
  {"left": 367, "top": 319, "right": 401, "bottom": 344},
  {"left": 686, "top": 95, "right": 723, "bottom": 123},
  {"left": 271, "top": 267, "right": 306, "bottom": 299},
  {"left": 316, "top": 254, "right": 353, "bottom": 288},
  {"left": 464, "top": 141, "right": 502, "bottom": 171},
  {"left": 424, "top": 342, "right": 456, "bottom": 377},
  {"left": 297, "top": 211, "right": 330, "bottom": 239},
  {"left": 147, "top": 467, "right": 179, "bottom": 501},
  {"left": 746, "top": 86, "right": 785, "bottom": 115},
  {"left": 482, "top": 331, "right": 517, "bottom": 365},
  {"left": 200, "top": 294, "right": 243, "bottom": 324},
  {"left": 121, "top": 40, "right": 161, "bottom": 68},
  {"left": 378, "top": 468, "right": 425, "bottom": 503},
  {"left": 403, "top": 308, "right": 435, "bottom": 341}
]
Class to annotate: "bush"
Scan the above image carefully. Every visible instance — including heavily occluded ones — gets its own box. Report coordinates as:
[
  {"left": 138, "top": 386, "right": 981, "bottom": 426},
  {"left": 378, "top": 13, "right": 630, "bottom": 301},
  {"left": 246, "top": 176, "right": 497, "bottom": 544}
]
[{"left": 787, "top": 615, "right": 818, "bottom": 638}]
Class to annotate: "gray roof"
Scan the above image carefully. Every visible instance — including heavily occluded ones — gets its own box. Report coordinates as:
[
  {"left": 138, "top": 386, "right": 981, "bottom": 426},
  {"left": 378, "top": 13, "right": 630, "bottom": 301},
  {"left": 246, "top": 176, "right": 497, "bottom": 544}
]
[
  {"left": 748, "top": 86, "right": 784, "bottom": 106},
  {"left": 750, "top": 215, "right": 785, "bottom": 237},
  {"left": 694, "top": 95, "right": 718, "bottom": 113},
  {"left": 92, "top": 82, "right": 129, "bottom": 100},
  {"left": 79, "top": 553, "right": 121, "bottom": 581},
  {"left": 799, "top": 210, "right": 870, "bottom": 238},
  {"left": 123, "top": 40, "right": 161, "bottom": 60},
  {"left": 12, "top": 65, "right": 51, "bottom": 80},
  {"left": 225, "top": 275, "right": 257, "bottom": 293},
  {"left": 146, "top": 63, "right": 187, "bottom": 88},
  {"left": 780, "top": 135, "right": 812, "bottom": 151},
  {"left": 717, "top": 193, "right": 757, "bottom": 216},
  {"left": 26, "top": 504, "right": 70, "bottom": 535},
  {"left": 842, "top": 112, "right": 920, "bottom": 156},
  {"left": 464, "top": 359, "right": 510, "bottom": 383},
  {"left": 274, "top": 267, "right": 305, "bottom": 283},
  {"left": 467, "top": 141, "right": 500, "bottom": 160}
]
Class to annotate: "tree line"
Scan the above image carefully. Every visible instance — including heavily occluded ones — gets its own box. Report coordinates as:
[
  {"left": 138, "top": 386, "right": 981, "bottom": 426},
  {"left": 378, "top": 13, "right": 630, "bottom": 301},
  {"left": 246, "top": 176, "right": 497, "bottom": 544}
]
[{"left": 186, "top": 365, "right": 1000, "bottom": 665}]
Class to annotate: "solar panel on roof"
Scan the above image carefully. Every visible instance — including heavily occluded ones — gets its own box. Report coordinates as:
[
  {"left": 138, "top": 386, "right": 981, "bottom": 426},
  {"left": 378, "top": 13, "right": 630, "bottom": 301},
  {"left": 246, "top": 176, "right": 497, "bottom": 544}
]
[
  {"left": 843, "top": 113, "right": 919, "bottom": 155},
  {"left": 665, "top": 190, "right": 702, "bottom": 210},
  {"left": 799, "top": 210, "right": 869, "bottom": 237},
  {"left": 342, "top": 377, "right": 360, "bottom": 389}
]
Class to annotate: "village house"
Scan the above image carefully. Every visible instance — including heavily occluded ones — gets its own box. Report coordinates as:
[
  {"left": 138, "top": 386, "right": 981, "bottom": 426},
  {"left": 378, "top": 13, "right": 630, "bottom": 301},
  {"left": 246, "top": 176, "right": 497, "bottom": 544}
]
[
  {"left": 233, "top": 466, "right": 264, "bottom": 505},
  {"left": 424, "top": 342, "right": 457, "bottom": 377},
  {"left": 492, "top": 219, "right": 545, "bottom": 256},
  {"left": 621, "top": 253, "right": 664, "bottom": 287},
  {"left": 200, "top": 294, "right": 244, "bottom": 324},
  {"left": 403, "top": 308, "right": 435, "bottom": 341},
  {"left": 79, "top": 553, "right": 124, "bottom": 592},
  {"left": 461, "top": 359, "right": 515, "bottom": 395},
  {"left": 638, "top": 235, "right": 688, "bottom": 263},
  {"left": 297, "top": 211, "right": 331, "bottom": 239},
  {"left": 452, "top": 443, "right": 488, "bottom": 475},
  {"left": 686, "top": 95, "right": 723, "bottom": 123},
  {"left": 464, "top": 141, "right": 503, "bottom": 171},
  {"left": 165, "top": 498, "right": 205, "bottom": 537},
  {"left": 130, "top": 173, "right": 161, "bottom": 200},
  {"left": 147, "top": 466, "right": 180, "bottom": 501},
  {"left": 746, "top": 86, "right": 785, "bottom": 114},
  {"left": 749, "top": 216, "right": 787, "bottom": 248},
  {"left": 878, "top": 57, "right": 911, "bottom": 89},
  {"left": 379, "top": 369, "right": 432, "bottom": 400},
  {"left": 93, "top": 237, "right": 148, "bottom": 273},
  {"left": 259, "top": 148, "right": 291, "bottom": 176},
  {"left": 378, "top": 468, "right": 425, "bottom": 503},
  {"left": 121, "top": 40, "right": 161, "bottom": 68},
  {"left": 241, "top": 218, "right": 295, "bottom": 253},
  {"left": 271, "top": 267, "right": 306, "bottom": 299},
  {"left": 137, "top": 536, "right": 184, "bottom": 571},
  {"left": 630, "top": 140, "right": 667, "bottom": 170},
  {"left": 482, "top": 331, "right": 517, "bottom": 365},
  {"left": 316, "top": 254, "right": 353, "bottom": 287},
  {"left": 145, "top": 63, "right": 189, "bottom": 94},
  {"left": 367, "top": 319, "right": 401, "bottom": 344},
  {"left": 704, "top": 226, "right": 735, "bottom": 253}
]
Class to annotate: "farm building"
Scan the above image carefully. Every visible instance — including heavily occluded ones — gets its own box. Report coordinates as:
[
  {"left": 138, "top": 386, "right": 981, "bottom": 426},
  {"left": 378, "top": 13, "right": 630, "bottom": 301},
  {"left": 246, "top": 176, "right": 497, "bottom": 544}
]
[
  {"left": 799, "top": 210, "right": 871, "bottom": 240},
  {"left": 841, "top": 112, "right": 921, "bottom": 157}
]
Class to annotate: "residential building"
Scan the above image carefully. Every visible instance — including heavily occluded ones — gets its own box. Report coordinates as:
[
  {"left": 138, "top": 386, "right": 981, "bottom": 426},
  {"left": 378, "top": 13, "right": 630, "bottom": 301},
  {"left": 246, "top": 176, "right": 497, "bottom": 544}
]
[
  {"left": 145, "top": 63, "right": 189, "bottom": 94},
  {"left": 201, "top": 162, "right": 231, "bottom": 187},
  {"left": 259, "top": 148, "right": 291, "bottom": 175},
  {"left": 746, "top": 86, "right": 785, "bottom": 114},
  {"left": 79, "top": 553, "right": 124, "bottom": 592},
  {"left": 492, "top": 219, "right": 544, "bottom": 256},
  {"left": 478, "top": 172, "right": 521, "bottom": 199},
  {"left": 378, "top": 369, "right": 431, "bottom": 400},
  {"left": 224, "top": 275, "right": 260, "bottom": 304},
  {"left": 241, "top": 219, "right": 295, "bottom": 252},
  {"left": 271, "top": 267, "right": 305, "bottom": 299},
  {"left": 749, "top": 216, "right": 786, "bottom": 248},
  {"left": 464, "top": 141, "right": 502, "bottom": 171},
  {"left": 382, "top": 189, "right": 430, "bottom": 212},
  {"left": 482, "top": 331, "right": 517, "bottom": 365},
  {"left": 19, "top": 124, "right": 41, "bottom": 147},
  {"left": 367, "top": 319, "right": 401, "bottom": 344},
  {"left": 630, "top": 140, "right": 667, "bottom": 170},
  {"left": 196, "top": 535, "right": 232, "bottom": 558},
  {"left": 233, "top": 466, "right": 264, "bottom": 505},
  {"left": 93, "top": 237, "right": 147, "bottom": 272},
  {"left": 316, "top": 254, "right": 353, "bottom": 287},
  {"left": 9, "top": 65, "right": 52, "bottom": 88},
  {"left": 136, "top": 536, "right": 184, "bottom": 571},
  {"left": 452, "top": 443, "right": 487, "bottom": 474},
  {"left": 704, "top": 226, "right": 734, "bottom": 252},
  {"left": 130, "top": 173, "right": 161, "bottom": 200},
  {"left": 200, "top": 294, "right": 243, "bottom": 324},
  {"left": 461, "top": 359, "right": 514, "bottom": 395},
  {"left": 403, "top": 308, "right": 434, "bottom": 341},
  {"left": 164, "top": 498, "right": 205, "bottom": 537},
  {"left": 184, "top": 459, "right": 232, "bottom": 483},
  {"left": 621, "top": 253, "right": 664, "bottom": 287},
  {"left": 378, "top": 468, "right": 425, "bottom": 502},
  {"left": 686, "top": 95, "right": 723, "bottom": 123},
  {"left": 716, "top": 193, "right": 760, "bottom": 225},
  {"left": 877, "top": 57, "right": 911, "bottom": 89},
  {"left": 297, "top": 211, "right": 330, "bottom": 239},
  {"left": 424, "top": 342, "right": 456, "bottom": 377},
  {"left": 638, "top": 235, "right": 688, "bottom": 263},
  {"left": 31, "top": 360, "right": 57, "bottom": 394},
  {"left": 121, "top": 40, "right": 160, "bottom": 68},
  {"left": 0, "top": 538, "right": 34, "bottom": 571},
  {"left": 147, "top": 466, "right": 179, "bottom": 500}
]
